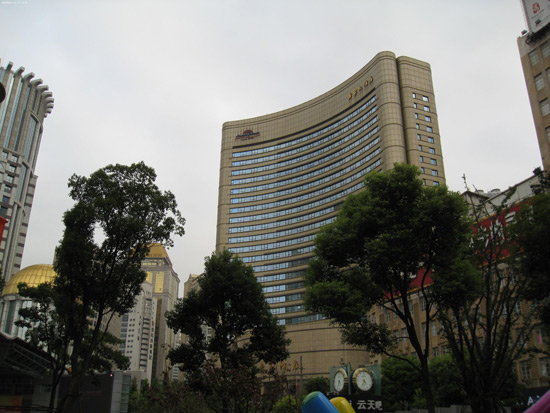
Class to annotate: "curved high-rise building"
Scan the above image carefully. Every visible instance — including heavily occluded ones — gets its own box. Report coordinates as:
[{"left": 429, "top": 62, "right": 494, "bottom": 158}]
[
  {"left": 0, "top": 62, "right": 54, "bottom": 280},
  {"left": 217, "top": 51, "right": 444, "bottom": 379}
]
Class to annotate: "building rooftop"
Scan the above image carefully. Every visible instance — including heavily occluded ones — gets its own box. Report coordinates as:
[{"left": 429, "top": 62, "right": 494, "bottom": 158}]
[{"left": 2, "top": 264, "right": 55, "bottom": 295}]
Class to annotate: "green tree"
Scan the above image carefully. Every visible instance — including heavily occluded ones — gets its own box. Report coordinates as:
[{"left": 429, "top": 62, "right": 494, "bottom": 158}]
[
  {"left": 381, "top": 357, "right": 421, "bottom": 411},
  {"left": 271, "top": 395, "right": 300, "bottom": 413},
  {"left": 304, "top": 164, "right": 472, "bottom": 413},
  {"left": 427, "top": 355, "right": 466, "bottom": 407},
  {"left": 16, "top": 281, "right": 130, "bottom": 412},
  {"left": 130, "top": 373, "right": 213, "bottom": 413},
  {"left": 303, "top": 377, "right": 330, "bottom": 395},
  {"left": 166, "top": 249, "right": 290, "bottom": 413},
  {"left": 53, "top": 162, "right": 185, "bottom": 412},
  {"left": 432, "top": 179, "right": 538, "bottom": 413},
  {"left": 15, "top": 282, "right": 71, "bottom": 412}
]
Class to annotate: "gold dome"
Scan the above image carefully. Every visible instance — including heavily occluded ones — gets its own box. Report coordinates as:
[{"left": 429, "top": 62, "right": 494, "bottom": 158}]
[
  {"left": 146, "top": 243, "right": 168, "bottom": 258},
  {"left": 3, "top": 264, "right": 57, "bottom": 296}
]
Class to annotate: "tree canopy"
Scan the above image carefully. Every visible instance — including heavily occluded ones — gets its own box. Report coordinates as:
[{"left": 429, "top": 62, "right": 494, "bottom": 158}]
[
  {"left": 15, "top": 282, "right": 72, "bottom": 413},
  {"left": 381, "top": 356, "right": 421, "bottom": 411},
  {"left": 52, "top": 161, "right": 185, "bottom": 412},
  {"left": 304, "top": 164, "right": 472, "bottom": 413},
  {"left": 381, "top": 355, "right": 469, "bottom": 412},
  {"left": 431, "top": 176, "right": 538, "bottom": 413},
  {"left": 166, "top": 249, "right": 289, "bottom": 412},
  {"left": 167, "top": 249, "right": 289, "bottom": 371}
]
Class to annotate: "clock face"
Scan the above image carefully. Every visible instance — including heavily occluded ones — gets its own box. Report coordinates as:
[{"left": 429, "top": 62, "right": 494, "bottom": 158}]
[
  {"left": 353, "top": 368, "right": 374, "bottom": 392},
  {"left": 334, "top": 371, "right": 345, "bottom": 392},
  {"left": 356, "top": 370, "right": 373, "bottom": 391}
]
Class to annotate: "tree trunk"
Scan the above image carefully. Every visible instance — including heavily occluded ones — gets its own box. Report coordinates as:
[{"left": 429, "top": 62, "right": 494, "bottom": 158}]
[
  {"left": 470, "top": 393, "right": 506, "bottom": 413},
  {"left": 48, "top": 370, "right": 63, "bottom": 413},
  {"left": 419, "top": 356, "right": 436, "bottom": 413},
  {"left": 48, "top": 385, "right": 57, "bottom": 413},
  {"left": 62, "top": 375, "right": 82, "bottom": 413},
  {"left": 62, "top": 352, "right": 88, "bottom": 413}
]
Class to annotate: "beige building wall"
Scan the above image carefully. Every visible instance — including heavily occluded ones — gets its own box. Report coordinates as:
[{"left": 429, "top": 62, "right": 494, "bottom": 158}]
[
  {"left": 217, "top": 51, "right": 444, "bottom": 379},
  {"left": 518, "top": 30, "right": 550, "bottom": 171}
]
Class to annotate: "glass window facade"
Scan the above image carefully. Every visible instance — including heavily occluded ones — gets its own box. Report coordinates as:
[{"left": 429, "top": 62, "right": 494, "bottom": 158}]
[{"left": 224, "top": 95, "right": 385, "bottom": 312}]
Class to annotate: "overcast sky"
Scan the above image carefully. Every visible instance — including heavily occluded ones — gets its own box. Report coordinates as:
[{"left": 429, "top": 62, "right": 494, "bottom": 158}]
[{"left": 0, "top": 0, "right": 542, "bottom": 286}]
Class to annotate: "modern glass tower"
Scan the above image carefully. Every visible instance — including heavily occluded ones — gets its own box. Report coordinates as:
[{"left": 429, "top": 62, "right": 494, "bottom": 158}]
[
  {"left": 216, "top": 51, "right": 445, "bottom": 378},
  {"left": 0, "top": 62, "right": 54, "bottom": 280}
]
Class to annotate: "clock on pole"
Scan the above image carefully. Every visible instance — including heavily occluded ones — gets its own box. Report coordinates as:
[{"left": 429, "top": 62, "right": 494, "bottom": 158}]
[
  {"left": 332, "top": 367, "right": 347, "bottom": 392},
  {"left": 353, "top": 367, "right": 374, "bottom": 392}
]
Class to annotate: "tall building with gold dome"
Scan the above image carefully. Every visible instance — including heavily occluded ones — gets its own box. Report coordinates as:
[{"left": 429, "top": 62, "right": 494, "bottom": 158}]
[
  {"left": 0, "top": 264, "right": 54, "bottom": 339},
  {"left": 217, "top": 51, "right": 445, "bottom": 379},
  {"left": 140, "top": 244, "right": 180, "bottom": 379},
  {"left": 0, "top": 63, "right": 54, "bottom": 280},
  {"left": 0, "top": 264, "right": 121, "bottom": 343}
]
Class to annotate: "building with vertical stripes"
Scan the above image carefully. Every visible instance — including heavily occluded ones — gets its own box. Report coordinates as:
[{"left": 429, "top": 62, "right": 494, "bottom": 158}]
[
  {"left": 141, "top": 243, "right": 180, "bottom": 380},
  {"left": 216, "top": 51, "right": 445, "bottom": 378},
  {"left": 0, "top": 62, "right": 54, "bottom": 280},
  {"left": 119, "top": 279, "right": 157, "bottom": 383}
]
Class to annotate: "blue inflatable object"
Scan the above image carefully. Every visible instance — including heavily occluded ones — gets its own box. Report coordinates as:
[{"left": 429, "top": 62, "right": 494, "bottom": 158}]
[{"left": 302, "top": 391, "right": 339, "bottom": 413}]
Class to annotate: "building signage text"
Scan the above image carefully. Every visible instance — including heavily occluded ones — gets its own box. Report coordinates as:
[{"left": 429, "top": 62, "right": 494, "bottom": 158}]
[{"left": 236, "top": 129, "right": 260, "bottom": 140}]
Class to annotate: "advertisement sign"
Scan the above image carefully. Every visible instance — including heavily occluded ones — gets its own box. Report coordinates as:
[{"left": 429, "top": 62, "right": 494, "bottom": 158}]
[{"left": 522, "top": 0, "right": 550, "bottom": 33}]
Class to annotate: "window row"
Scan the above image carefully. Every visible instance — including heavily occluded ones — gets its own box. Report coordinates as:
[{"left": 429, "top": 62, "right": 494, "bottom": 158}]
[
  {"left": 266, "top": 292, "right": 303, "bottom": 304},
  {"left": 232, "top": 117, "right": 379, "bottom": 176},
  {"left": 231, "top": 147, "right": 380, "bottom": 204},
  {"left": 535, "top": 66, "right": 550, "bottom": 92},
  {"left": 413, "top": 103, "right": 430, "bottom": 112},
  {"left": 416, "top": 124, "right": 433, "bottom": 133},
  {"left": 414, "top": 113, "right": 432, "bottom": 122},
  {"left": 231, "top": 135, "right": 380, "bottom": 190},
  {"left": 232, "top": 105, "right": 378, "bottom": 167},
  {"left": 519, "top": 357, "right": 550, "bottom": 380},
  {"left": 412, "top": 92, "right": 429, "bottom": 102},
  {"left": 229, "top": 205, "right": 337, "bottom": 232},
  {"left": 270, "top": 304, "right": 305, "bottom": 315},
  {"left": 230, "top": 160, "right": 376, "bottom": 212},
  {"left": 418, "top": 145, "right": 436, "bottom": 154},
  {"left": 1, "top": 152, "right": 18, "bottom": 163},
  {"left": 257, "top": 270, "right": 305, "bottom": 284},
  {"left": 253, "top": 256, "right": 311, "bottom": 273},
  {"left": 529, "top": 41, "right": 550, "bottom": 66},
  {"left": 277, "top": 313, "right": 325, "bottom": 325},
  {"left": 417, "top": 134, "right": 434, "bottom": 144},
  {"left": 422, "top": 179, "right": 440, "bottom": 186},
  {"left": 263, "top": 281, "right": 305, "bottom": 294},
  {"left": 229, "top": 233, "right": 316, "bottom": 254},
  {"left": 229, "top": 181, "right": 367, "bottom": 224},
  {"left": 420, "top": 168, "right": 438, "bottom": 177},
  {"left": 232, "top": 95, "right": 377, "bottom": 158},
  {"left": 229, "top": 216, "right": 335, "bottom": 243},
  {"left": 419, "top": 156, "right": 437, "bottom": 165},
  {"left": 241, "top": 245, "right": 314, "bottom": 264},
  {"left": 540, "top": 98, "right": 550, "bottom": 116}
]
